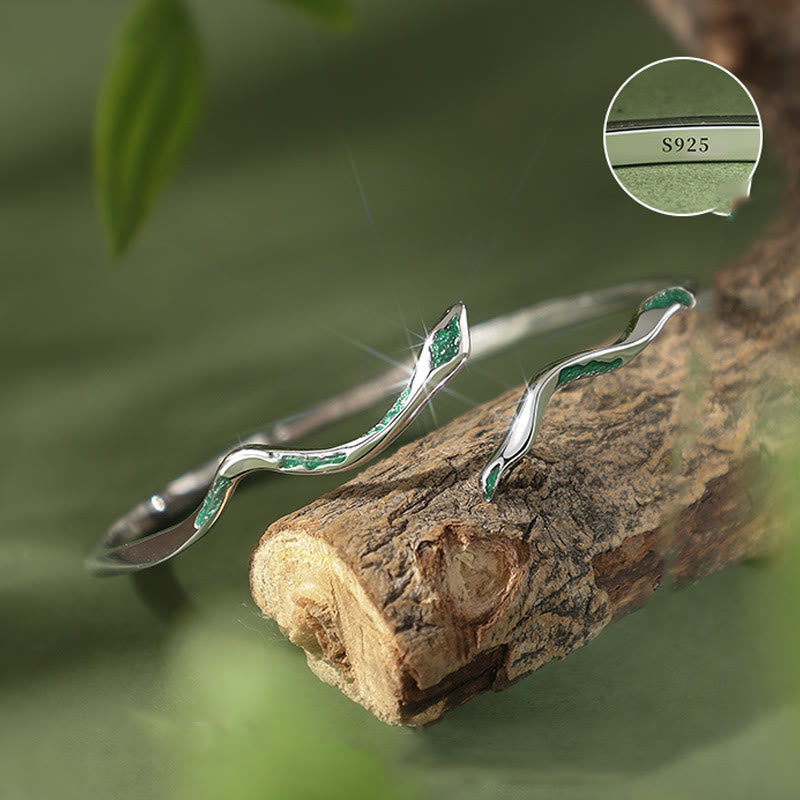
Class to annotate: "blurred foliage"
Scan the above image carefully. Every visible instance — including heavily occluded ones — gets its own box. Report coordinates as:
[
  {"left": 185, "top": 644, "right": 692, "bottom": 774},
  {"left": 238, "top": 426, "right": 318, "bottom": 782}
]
[
  {"left": 154, "top": 612, "right": 413, "bottom": 800},
  {"left": 95, "top": 0, "right": 204, "bottom": 256},
  {"left": 759, "top": 427, "right": 800, "bottom": 712},
  {"left": 95, "top": 0, "right": 351, "bottom": 257}
]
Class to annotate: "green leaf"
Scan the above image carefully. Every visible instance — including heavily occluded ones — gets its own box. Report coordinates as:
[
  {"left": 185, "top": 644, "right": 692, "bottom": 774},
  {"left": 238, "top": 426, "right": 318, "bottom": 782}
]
[
  {"left": 274, "top": 0, "right": 354, "bottom": 30},
  {"left": 95, "top": 0, "right": 204, "bottom": 258}
]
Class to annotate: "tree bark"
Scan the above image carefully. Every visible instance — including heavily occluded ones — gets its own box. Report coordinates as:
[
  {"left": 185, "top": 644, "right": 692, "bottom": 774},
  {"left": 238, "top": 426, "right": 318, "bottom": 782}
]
[{"left": 250, "top": 0, "right": 800, "bottom": 726}]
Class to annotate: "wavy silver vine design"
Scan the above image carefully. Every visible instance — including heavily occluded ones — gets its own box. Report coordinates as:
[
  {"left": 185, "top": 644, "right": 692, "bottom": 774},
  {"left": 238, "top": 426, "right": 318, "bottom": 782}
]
[
  {"left": 87, "top": 303, "right": 470, "bottom": 575},
  {"left": 479, "top": 286, "right": 696, "bottom": 501},
  {"left": 88, "top": 284, "right": 696, "bottom": 575}
]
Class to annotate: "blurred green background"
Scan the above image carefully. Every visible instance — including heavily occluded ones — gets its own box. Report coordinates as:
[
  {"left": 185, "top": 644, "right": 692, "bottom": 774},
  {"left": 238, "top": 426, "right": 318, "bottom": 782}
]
[{"left": 2, "top": 0, "right": 798, "bottom": 798}]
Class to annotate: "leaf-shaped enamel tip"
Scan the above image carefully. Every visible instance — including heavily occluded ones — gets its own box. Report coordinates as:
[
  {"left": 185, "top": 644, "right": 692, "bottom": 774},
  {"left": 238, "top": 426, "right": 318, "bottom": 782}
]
[
  {"left": 480, "top": 460, "right": 503, "bottom": 502},
  {"left": 424, "top": 301, "right": 470, "bottom": 372}
]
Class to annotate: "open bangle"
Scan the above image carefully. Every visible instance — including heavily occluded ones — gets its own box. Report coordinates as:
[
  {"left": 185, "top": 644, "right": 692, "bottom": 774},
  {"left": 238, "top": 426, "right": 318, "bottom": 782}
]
[{"left": 86, "top": 279, "right": 699, "bottom": 576}]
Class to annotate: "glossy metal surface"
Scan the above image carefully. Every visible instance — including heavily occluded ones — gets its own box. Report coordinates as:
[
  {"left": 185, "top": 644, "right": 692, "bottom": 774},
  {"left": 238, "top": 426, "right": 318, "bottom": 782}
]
[
  {"left": 480, "top": 286, "right": 696, "bottom": 501},
  {"left": 88, "top": 280, "right": 702, "bottom": 575},
  {"left": 605, "top": 115, "right": 761, "bottom": 167},
  {"left": 87, "top": 303, "right": 470, "bottom": 574}
]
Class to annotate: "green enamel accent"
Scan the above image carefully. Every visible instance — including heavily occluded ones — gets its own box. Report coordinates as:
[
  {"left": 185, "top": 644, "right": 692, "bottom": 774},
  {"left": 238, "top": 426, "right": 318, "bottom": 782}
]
[
  {"left": 362, "top": 317, "right": 460, "bottom": 442},
  {"left": 367, "top": 386, "right": 411, "bottom": 436},
  {"left": 194, "top": 475, "right": 233, "bottom": 528},
  {"left": 556, "top": 357, "right": 623, "bottom": 388},
  {"left": 640, "top": 287, "right": 694, "bottom": 312},
  {"left": 277, "top": 452, "right": 347, "bottom": 471},
  {"left": 430, "top": 316, "right": 461, "bottom": 369},
  {"left": 306, "top": 452, "right": 347, "bottom": 469},
  {"left": 483, "top": 464, "right": 501, "bottom": 501},
  {"left": 616, "top": 288, "right": 694, "bottom": 344}
]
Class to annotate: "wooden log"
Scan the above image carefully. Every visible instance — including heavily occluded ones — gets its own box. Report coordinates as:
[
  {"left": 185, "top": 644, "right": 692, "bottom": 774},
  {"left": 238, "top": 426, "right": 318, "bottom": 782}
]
[{"left": 250, "top": 0, "right": 800, "bottom": 726}]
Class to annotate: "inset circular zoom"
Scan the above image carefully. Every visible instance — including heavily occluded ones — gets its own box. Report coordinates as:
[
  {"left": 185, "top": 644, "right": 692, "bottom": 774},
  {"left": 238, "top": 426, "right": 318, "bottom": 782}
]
[{"left": 603, "top": 57, "right": 762, "bottom": 216}]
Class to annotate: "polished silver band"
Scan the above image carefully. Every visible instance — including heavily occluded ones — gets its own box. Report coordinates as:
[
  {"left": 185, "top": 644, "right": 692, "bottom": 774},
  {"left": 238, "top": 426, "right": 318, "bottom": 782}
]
[
  {"left": 87, "top": 279, "right": 701, "bottom": 576},
  {"left": 605, "top": 115, "right": 761, "bottom": 167},
  {"left": 480, "top": 286, "right": 696, "bottom": 500},
  {"left": 88, "top": 302, "right": 471, "bottom": 575}
]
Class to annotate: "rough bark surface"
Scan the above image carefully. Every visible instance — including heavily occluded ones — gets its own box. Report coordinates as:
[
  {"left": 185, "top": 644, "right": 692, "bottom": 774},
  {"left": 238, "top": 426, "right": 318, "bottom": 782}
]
[{"left": 250, "top": 0, "right": 800, "bottom": 726}]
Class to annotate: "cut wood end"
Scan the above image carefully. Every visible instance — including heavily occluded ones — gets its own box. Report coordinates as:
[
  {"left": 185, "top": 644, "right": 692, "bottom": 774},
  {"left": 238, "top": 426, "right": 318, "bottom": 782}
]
[
  {"left": 249, "top": 529, "right": 404, "bottom": 723},
  {"left": 250, "top": 520, "right": 533, "bottom": 726}
]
